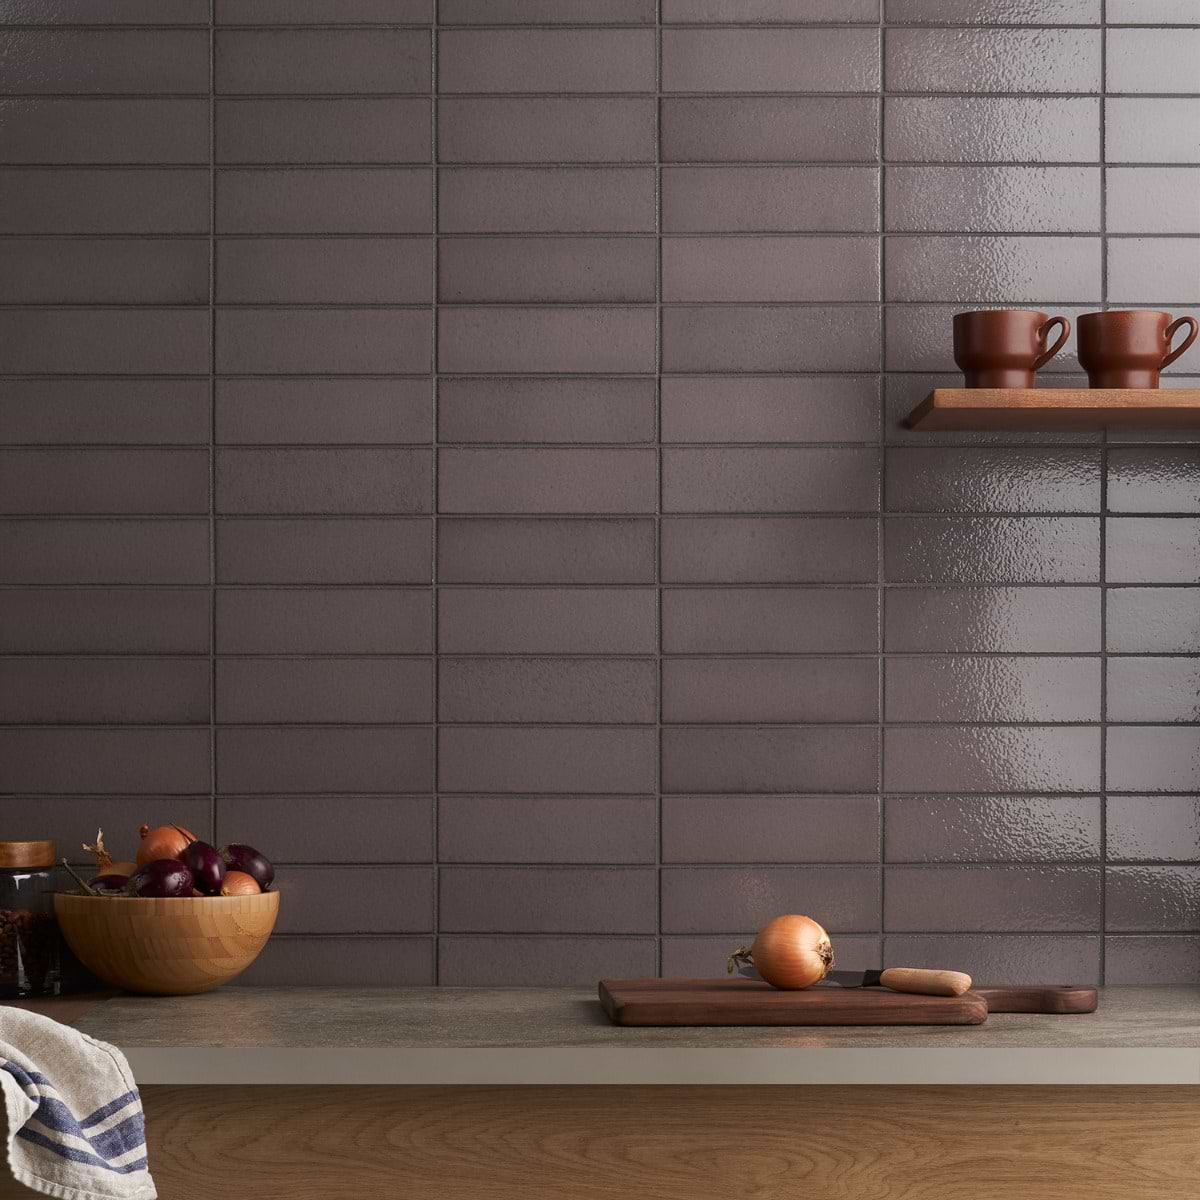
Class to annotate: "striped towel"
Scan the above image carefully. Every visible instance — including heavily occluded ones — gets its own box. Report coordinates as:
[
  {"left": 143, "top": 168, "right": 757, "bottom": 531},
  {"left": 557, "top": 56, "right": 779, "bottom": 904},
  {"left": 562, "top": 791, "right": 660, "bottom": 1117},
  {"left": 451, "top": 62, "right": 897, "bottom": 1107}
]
[{"left": 0, "top": 1007, "right": 155, "bottom": 1199}]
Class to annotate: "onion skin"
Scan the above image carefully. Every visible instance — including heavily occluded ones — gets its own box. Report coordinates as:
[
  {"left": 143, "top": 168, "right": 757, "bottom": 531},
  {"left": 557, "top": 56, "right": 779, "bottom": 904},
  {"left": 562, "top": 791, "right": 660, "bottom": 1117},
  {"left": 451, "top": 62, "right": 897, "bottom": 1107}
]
[
  {"left": 729, "top": 914, "right": 834, "bottom": 990},
  {"left": 136, "top": 823, "right": 196, "bottom": 867},
  {"left": 220, "top": 870, "right": 261, "bottom": 897}
]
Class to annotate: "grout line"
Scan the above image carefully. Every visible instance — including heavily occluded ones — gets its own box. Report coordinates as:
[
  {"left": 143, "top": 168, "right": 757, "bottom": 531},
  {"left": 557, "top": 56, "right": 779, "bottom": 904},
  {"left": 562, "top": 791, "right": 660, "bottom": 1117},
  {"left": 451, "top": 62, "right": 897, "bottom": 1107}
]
[
  {"left": 1098, "top": 0, "right": 1109, "bottom": 984},
  {"left": 877, "top": 4, "right": 888, "bottom": 958},
  {"left": 655, "top": 0, "right": 665, "bottom": 979},
  {"left": 431, "top": 12, "right": 441, "bottom": 987},
  {"left": 207, "top": 0, "right": 217, "bottom": 845}
]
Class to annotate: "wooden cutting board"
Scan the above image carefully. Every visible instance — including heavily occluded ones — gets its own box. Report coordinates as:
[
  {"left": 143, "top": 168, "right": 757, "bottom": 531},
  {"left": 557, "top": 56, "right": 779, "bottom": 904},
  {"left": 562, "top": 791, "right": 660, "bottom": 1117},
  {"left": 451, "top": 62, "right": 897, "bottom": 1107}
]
[
  {"left": 975, "top": 985, "right": 1098, "bottom": 1014},
  {"left": 598, "top": 978, "right": 988, "bottom": 1027}
]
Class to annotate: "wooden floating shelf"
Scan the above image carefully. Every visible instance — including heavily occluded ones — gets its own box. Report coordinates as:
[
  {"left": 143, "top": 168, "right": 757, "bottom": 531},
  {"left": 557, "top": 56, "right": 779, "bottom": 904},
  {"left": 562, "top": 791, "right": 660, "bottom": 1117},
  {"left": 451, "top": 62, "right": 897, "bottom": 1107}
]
[{"left": 906, "top": 388, "right": 1200, "bottom": 432}]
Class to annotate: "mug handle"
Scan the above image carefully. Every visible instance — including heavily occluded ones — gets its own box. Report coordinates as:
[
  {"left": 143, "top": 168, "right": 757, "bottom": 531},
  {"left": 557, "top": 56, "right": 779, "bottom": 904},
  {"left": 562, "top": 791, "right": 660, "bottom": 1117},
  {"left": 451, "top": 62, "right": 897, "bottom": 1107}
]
[
  {"left": 1033, "top": 316, "right": 1071, "bottom": 370},
  {"left": 1163, "top": 316, "right": 1199, "bottom": 369}
]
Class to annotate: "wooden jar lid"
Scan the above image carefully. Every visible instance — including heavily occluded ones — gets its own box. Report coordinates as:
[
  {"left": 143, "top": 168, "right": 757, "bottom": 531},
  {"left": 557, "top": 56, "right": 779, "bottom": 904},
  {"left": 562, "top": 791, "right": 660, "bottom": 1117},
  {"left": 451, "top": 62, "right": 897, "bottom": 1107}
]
[{"left": 0, "top": 841, "right": 56, "bottom": 870}]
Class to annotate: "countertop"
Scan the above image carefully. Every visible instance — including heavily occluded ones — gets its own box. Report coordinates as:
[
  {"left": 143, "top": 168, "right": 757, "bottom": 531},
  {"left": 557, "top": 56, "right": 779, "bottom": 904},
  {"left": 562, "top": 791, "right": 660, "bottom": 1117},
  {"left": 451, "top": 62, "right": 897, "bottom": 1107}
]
[{"left": 50, "top": 985, "right": 1200, "bottom": 1086}]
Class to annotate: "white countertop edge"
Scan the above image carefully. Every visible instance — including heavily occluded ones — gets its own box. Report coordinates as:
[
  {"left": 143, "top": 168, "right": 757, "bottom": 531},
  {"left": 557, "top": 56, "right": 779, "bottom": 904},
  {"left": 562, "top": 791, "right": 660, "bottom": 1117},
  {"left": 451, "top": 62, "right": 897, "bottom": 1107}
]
[{"left": 123, "top": 1046, "right": 1200, "bottom": 1087}]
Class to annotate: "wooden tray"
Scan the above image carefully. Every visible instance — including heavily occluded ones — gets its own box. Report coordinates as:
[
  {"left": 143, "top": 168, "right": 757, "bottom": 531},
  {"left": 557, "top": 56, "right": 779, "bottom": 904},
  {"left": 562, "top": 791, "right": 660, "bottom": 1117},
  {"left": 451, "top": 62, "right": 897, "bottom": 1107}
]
[
  {"left": 598, "top": 978, "right": 988, "bottom": 1027},
  {"left": 975, "top": 985, "right": 1098, "bottom": 1015}
]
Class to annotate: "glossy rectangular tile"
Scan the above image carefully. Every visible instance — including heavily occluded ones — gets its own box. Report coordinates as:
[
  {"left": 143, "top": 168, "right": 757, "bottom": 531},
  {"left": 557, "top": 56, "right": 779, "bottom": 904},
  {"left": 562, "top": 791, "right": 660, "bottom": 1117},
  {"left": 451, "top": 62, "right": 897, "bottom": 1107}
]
[
  {"left": 1106, "top": 29, "right": 1200, "bottom": 95},
  {"left": 216, "top": 0, "right": 433, "bottom": 19},
  {"left": 1108, "top": 659, "right": 1200, "bottom": 724},
  {"left": 440, "top": 589, "right": 656, "bottom": 655},
  {"left": 1106, "top": 588, "right": 1200, "bottom": 654},
  {"left": 216, "top": 238, "right": 434, "bottom": 305},
  {"left": 0, "top": 589, "right": 209, "bottom": 655},
  {"left": 440, "top": 796, "right": 656, "bottom": 865},
  {"left": 886, "top": 448, "right": 1101, "bottom": 514},
  {"left": 663, "top": 658, "right": 879, "bottom": 724},
  {"left": 662, "top": 306, "right": 880, "bottom": 373},
  {"left": 439, "top": 29, "right": 655, "bottom": 94},
  {"left": 1103, "top": 936, "right": 1200, "bottom": 986},
  {"left": 0, "top": 449, "right": 208, "bottom": 516},
  {"left": 438, "top": 519, "right": 654, "bottom": 584},
  {"left": 438, "top": 378, "right": 655, "bottom": 444},
  {"left": 1107, "top": 727, "right": 1200, "bottom": 794},
  {"left": 0, "top": 658, "right": 208, "bottom": 725},
  {"left": 884, "top": 726, "right": 1101, "bottom": 793},
  {"left": 217, "top": 727, "right": 433, "bottom": 794},
  {"left": 885, "top": 98, "right": 1099, "bottom": 164},
  {"left": 661, "top": 377, "right": 879, "bottom": 444},
  {"left": 885, "top": 0, "right": 1099, "bottom": 20},
  {"left": 886, "top": 588, "right": 1101, "bottom": 653},
  {"left": 0, "top": 239, "right": 208, "bottom": 305},
  {"left": 0, "top": 520, "right": 208, "bottom": 585},
  {"left": 662, "top": 167, "right": 879, "bottom": 234},
  {"left": 438, "top": 937, "right": 656, "bottom": 989},
  {"left": 439, "top": 98, "right": 655, "bottom": 164},
  {"left": 438, "top": 168, "right": 656, "bottom": 234},
  {"left": 1106, "top": 100, "right": 1200, "bottom": 164},
  {"left": 215, "top": 379, "right": 433, "bottom": 447},
  {"left": 216, "top": 589, "right": 432, "bottom": 655},
  {"left": 662, "top": 588, "right": 879, "bottom": 654},
  {"left": 885, "top": 236, "right": 1101, "bottom": 305},
  {"left": 662, "top": 98, "right": 879, "bottom": 164},
  {"left": 664, "top": 0, "right": 879, "bottom": 21},
  {"left": 439, "top": 237, "right": 655, "bottom": 304},
  {"left": 439, "top": 658, "right": 656, "bottom": 724},
  {"left": 0, "top": 169, "right": 208, "bottom": 235},
  {"left": 662, "top": 448, "right": 879, "bottom": 514},
  {"left": 215, "top": 29, "right": 430, "bottom": 95},
  {"left": 440, "top": 868, "right": 656, "bottom": 935},
  {"left": 1108, "top": 239, "right": 1200, "bottom": 305},
  {"left": 662, "top": 867, "right": 881, "bottom": 934},
  {"left": 0, "top": 99, "right": 208, "bottom": 164},
  {"left": 216, "top": 519, "right": 432, "bottom": 585},
  {"left": 1106, "top": 169, "right": 1200, "bottom": 235},
  {"left": 1108, "top": 0, "right": 1200, "bottom": 21},
  {"left": 886, "top": 656, "right": 1100, "bottom": 724},
  {"left": 16, "top": 798, "right": 212, "bottom": 861},
  {"left": 274, "top": 867, "right": 432, "bottom": 935},
  {"left": 440, "top": 0, "right": 653, "bottom": 23},
  {"left": 0, "top": 729, "right": 210, "bottom": 795},
  {"left": 216, "top": 449, "right": 432, "bottom": 516},
  {"left": 886, "top": 28, "right": 1099, "bottom": 94},
  {"left": 1106, "top": 867, "right": 1200, "bottom": 932},
  {"left": 662, "top": 517, "right": 878, "bottom": 583},
  {"left": 663, "top": 28, "right": 879, "bottom": 94},
  {"left": 438, "top": 727, "right": 657, "bottom": 794},
  {"left": 216, "top": 168, "right": 432, "bottom": 235},
  {"left": 882, "top": 934, "right": 1101, "bottom": 987},
  {"left": 439, "top": 308, "right": 656, "bottom": 374},
  {"left": 236, "top": 938, "right": 433, "bottom": 989},
  {"left": 216, "top": 658, "right": 433, "bottom": 725},
  {"left": 1107, "top": 796, "right": 1200, "bottom": 864},
  {"left": 885, "top": 796, "right": 1101, "bottom": 864},
  {"left": 663, "top": 237, "right": 878, "bottom": 303},
  {"left": 662, "top": 796, "right": 880, "bottom": 865},
  {"left": 661, "top": 727, "right": 880, "bottom": 794},
  {"left": 886, "top": 517, "right": 1100, "bottom": 584},
  {"left": 216, "top": 309, "right": 431, "bottom": 375},
  {"left": 215, "top": 98, "right": 431, "bottom": 164},
  {"left": 885, "top": 166, "right": 1100, "bottom": 234},
  {"left": 885, "top": 866, "right": 1101, "bottom": 933},
  {"left": 3, "top": 0, "right": 210, "bottom": 21},
  {"left": 1107, "top": 518, "right": 1200, "bottom": 584},
  {"left": 0, "top": 310, "right": 209, "bottom": 375}
]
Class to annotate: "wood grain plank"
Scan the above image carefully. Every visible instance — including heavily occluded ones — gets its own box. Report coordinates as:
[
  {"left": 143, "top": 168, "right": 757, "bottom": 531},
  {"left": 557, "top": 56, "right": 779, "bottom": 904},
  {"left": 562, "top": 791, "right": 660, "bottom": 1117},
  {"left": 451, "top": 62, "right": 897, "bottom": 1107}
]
[
  {"left": 907, "top": 388, "right": 1200, "bottom": 431},
  {"left": 599, "top": 977, "right": 988, "bottom": 1025},
  {"left": 1, "top": 1085, "right": 1187, "bottom": 1200}
]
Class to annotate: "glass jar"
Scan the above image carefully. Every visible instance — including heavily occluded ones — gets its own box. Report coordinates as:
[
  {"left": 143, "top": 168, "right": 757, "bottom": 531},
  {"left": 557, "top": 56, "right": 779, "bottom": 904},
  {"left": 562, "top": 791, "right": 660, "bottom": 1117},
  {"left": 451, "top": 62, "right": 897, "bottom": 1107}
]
[{"left": 0, "top": 841, "right": 62, "bottom": 998}]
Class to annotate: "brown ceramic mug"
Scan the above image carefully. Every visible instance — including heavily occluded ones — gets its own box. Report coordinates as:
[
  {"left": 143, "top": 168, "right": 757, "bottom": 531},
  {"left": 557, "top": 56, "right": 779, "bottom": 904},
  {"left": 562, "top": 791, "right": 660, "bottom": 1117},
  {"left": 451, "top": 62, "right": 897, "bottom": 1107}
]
[
  {"left": 952, "top": 309, "right": 1071, "bottom": 388},
  {"left": 1077, "top": 309, "right": 1199, "bottom": 389}
]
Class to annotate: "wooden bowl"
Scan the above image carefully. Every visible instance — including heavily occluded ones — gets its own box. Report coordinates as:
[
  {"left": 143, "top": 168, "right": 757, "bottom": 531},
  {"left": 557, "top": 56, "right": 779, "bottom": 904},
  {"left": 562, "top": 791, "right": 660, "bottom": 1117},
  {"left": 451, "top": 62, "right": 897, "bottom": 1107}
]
[{"left": 54, "top": 890, "right": 279, "bottom": 996}]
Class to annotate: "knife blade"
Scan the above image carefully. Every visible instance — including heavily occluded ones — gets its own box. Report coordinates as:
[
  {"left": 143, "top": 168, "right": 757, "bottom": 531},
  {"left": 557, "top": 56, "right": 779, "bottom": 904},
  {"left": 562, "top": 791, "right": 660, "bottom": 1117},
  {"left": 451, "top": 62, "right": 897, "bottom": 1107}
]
[{"left": 735, "top": 964, "right": 973, "bottom": 997}]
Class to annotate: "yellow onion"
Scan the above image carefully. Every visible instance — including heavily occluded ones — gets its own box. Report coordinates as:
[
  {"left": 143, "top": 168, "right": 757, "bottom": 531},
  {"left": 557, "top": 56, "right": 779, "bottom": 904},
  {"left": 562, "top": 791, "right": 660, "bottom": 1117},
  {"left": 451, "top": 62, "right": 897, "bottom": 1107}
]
[
  {"left": 136, "top": 823, "right": 196, "bottom": 867},
  {"left": 728, "top": 914, "right": 834, "bottom": 990},
  {"left": 220, "top": 870, "right": 261, "bottom": 897}
]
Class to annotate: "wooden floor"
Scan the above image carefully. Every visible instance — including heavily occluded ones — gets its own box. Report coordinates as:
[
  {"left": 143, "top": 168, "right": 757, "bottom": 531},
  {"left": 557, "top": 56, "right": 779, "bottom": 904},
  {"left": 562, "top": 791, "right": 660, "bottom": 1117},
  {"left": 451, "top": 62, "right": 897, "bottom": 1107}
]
[{"left": 2, "top": 1086, "right": 1198, "bottom": 1198}]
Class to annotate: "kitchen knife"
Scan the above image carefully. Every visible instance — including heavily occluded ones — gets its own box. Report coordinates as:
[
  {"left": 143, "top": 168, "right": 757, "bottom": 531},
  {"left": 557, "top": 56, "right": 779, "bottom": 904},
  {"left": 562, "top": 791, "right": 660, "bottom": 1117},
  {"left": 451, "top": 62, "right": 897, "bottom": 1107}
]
[{"left": 735, "top": 963, "right": 972, "bottom": 997}]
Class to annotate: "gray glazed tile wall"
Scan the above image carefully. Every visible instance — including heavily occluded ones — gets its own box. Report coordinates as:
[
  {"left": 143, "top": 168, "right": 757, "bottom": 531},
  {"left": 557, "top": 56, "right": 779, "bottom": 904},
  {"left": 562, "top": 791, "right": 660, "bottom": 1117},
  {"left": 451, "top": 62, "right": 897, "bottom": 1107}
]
[{"left": 1, "top": 0, "right": 1198, "bottom": 988}]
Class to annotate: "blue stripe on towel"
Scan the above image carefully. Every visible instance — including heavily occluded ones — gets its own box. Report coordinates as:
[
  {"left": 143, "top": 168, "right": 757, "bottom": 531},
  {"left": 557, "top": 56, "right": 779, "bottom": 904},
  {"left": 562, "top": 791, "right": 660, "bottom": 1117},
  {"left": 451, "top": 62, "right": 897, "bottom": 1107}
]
[
  {"left": 80, "top": 1090, "right": 140, "bottom": 1128},
  {"left": 16, "top": 1128, "right": 147, "bottom": 1175}
]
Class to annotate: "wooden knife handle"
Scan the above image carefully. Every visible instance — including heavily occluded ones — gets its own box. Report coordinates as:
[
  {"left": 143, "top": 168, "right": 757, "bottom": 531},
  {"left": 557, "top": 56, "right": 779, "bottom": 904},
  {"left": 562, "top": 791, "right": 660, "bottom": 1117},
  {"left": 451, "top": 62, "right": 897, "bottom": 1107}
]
[{"left": 879, "top": 968, "right": 973, "bottom": 997}]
